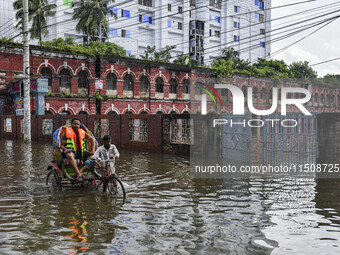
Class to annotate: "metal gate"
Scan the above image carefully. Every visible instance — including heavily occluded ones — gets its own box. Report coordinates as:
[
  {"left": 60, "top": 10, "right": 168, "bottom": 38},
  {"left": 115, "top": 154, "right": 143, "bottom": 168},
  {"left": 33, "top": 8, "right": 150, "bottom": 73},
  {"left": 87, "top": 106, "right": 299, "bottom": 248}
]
[
  {"left": 262, "top": 113, "right": 317, "bottom": 165},
  {"left": 222, "top": 113, "right": 251, "bottom": 163}
]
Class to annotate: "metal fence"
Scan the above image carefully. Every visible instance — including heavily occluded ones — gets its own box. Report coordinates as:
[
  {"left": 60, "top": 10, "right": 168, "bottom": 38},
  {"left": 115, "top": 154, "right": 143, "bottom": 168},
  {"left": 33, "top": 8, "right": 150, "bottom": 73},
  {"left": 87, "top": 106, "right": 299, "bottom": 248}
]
[
  {"left": 221, "top": 113, "right": 251, "bottom": 163},
  {"left": 262, "top": 113, "right": 317, "bottom": 165}
]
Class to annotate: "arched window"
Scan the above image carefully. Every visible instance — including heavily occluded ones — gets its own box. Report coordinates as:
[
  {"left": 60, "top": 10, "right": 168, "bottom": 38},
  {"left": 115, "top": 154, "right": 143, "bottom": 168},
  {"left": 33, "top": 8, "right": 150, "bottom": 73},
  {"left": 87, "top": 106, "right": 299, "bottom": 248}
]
[
  {"left": 125, "top": 111, "right": 133, "bottom": 115},
  {"left": 156, "top": 111, "right": 163, "bottom": 114},
  {"left": 140, "top": 111, "right": 148, "bottom": 115},
  {"left": 106, "top": 73, "right": 117, "bottom": 90},
  {"left": 242, "top": 85, "right": 247, "bottom": 98},
  {"left": 139, "top": 76, "right": 149, "bottom": 92},
  {"left": 182, "top": 79, "right": 190, "bottom": 94},
  {"left": 78, "top": 70, "right": 89, "bottom": 88},
  {"left": 156, "top": 77, "right": 164, "bottom": 93},
  {"left": 326, "top": 94, "right": 331, "bottom": 107},
  {"left": 314, "top": 93, "right": 319, "bottom": 105},
  {"left": 253, "top": 87, "right": 258, "bottom": 103},
  {"left": 60, "top": 69, "right": 71, "bottom": 88},
  {"left": 123, "top": 74, "right": 134, "bottom": 91},
  {"left": 40, "top": 67, "right": 53, "bottom": 90},
  {"left": 331, "top": 95, "right": 335, "bottom": 107},
  {"left": 78, "top": 111, "right": 87, "bottom": 115},
  {"left": 221, "top": 88, "right": 228, "bottom": 102},
  {"left": 320, "top": 94, "right": 325, "bottom": 105},
  {"left": 261, "top": 88, "right": 266, "bottom": 101},
  {"left": 169, "top": 79, "right": 178, "bottom": 94},
  {"left": 195, "top": 81, "right": 203, "bottom": 95},
  {"left": 108, "top": 111, "right": 118, "bottom": 115}
]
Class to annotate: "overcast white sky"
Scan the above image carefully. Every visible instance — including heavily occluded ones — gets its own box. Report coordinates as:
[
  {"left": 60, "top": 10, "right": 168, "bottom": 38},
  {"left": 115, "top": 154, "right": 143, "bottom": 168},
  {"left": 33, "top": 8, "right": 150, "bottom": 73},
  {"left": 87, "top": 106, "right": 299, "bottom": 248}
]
[{"left": 271, "top": 0, "right": 340, "bottom": 77}]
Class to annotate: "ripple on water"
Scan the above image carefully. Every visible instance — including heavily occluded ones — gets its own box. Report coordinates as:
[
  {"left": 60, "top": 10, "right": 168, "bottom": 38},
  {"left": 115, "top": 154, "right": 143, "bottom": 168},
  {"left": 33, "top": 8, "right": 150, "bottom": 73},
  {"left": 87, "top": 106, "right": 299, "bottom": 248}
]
[{"left": 0, "top": 140, "right": 339, "bottom": 254}]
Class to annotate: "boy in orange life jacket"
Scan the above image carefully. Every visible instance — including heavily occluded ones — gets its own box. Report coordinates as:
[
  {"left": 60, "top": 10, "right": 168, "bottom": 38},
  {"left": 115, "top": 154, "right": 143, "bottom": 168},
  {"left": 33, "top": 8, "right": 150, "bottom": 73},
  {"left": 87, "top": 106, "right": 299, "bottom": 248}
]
[{"left": 60, "top": 118, "right": 96, "bottom": 181}]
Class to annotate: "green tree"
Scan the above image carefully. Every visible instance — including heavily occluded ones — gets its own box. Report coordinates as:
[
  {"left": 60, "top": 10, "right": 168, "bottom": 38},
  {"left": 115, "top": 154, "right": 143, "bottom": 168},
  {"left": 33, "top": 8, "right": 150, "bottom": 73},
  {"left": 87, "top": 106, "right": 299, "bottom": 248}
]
[
  {"left": 218, "top": 47, "right": 239, "bottom": 62},
  {"left": 140, "top": 45, "right": 156, "bottom": 60},
  {"left": 173, "top": 54, "right": 198, "bottom": 67},
  {"left": 13, "top": 0, "right": 56, "bottom": 45},
  {"left": 72, "top": 0, "right": 115, "bottom": 42},
  {"left": 252, "top": 58, "right": 293, "bottom": 78},
  {"left": 153, "top": 45, "right": 176, "bottom": 62},
  {"left": 289, "top": 61, "right": 318, "bottom": 79}
]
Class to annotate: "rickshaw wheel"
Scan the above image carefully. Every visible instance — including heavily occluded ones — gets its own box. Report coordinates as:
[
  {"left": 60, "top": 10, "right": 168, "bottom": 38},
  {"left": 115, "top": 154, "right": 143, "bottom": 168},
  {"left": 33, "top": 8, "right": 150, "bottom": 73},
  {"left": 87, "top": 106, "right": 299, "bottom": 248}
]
[
  {"left": 46, "top": 170, "right": 61, "bottom": 189},
  {"left": 104, "top": 176, "right": 126, "bottom": 199}
]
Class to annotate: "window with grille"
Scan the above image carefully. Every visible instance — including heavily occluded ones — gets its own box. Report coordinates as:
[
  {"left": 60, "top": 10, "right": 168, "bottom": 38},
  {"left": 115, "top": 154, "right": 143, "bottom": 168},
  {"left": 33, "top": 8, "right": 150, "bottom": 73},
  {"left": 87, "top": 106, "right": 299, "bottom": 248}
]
[
  {"left": 60, "top": 69, "right": 71, "bottom": 88},
  {"left": 41, "top": 67, "right": 53, "bottom": 89},
  {"left": 5, "top": 118, "right": 12, "bottom": 132},
  {"left": 138, "top": 0, "right": 152, "bottom": 7},
  {"left": 42, "top": 118, "right": 53, "bottom": 135},
  {"left": 320, "top": 94, "right": 325, "bottom": 104},
  {"left": 261, "top": 88, "right": 266, "bottom": 101},
  {"left": 314, "top": 93, "right": 319, "bottom": 105},
  {"left": 259, "top": 14, "right": 264, "bottom": 23},
  {"left": 171, "top": 119, "right": 193, "bottom": 144},
  {"left": 129, "top": 119, "right": 148, "bottom": 141},
  {"left": 123, "top": 74, "right": 134, "bottom": 91},
  {"left": 195, "top": 82, "right": 203, "bottom": 95},
  {"left": 106, "top": 73, "right": 117, "bottom": 90},
  {"left": 169, "top": 79, "right": 178, "bottom": 94},
  {"left": 140, "top": 76, "right": 149, "bottom": 92},
  {"left": 156, "top": 77, "right": 164, "bottom": 93},
  {"left": 78, "top": 70, "right": 89, "bottom": 88},
  {"left": 182, "top": 79, "right": 190, "bottom": 94}
]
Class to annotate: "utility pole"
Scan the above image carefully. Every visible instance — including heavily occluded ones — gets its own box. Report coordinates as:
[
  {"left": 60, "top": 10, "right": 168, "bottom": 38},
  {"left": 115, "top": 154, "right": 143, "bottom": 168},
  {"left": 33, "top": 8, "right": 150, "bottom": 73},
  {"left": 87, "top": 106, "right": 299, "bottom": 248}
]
[{"left": 23, "top": 0, "right": 31, "bottom": 142}]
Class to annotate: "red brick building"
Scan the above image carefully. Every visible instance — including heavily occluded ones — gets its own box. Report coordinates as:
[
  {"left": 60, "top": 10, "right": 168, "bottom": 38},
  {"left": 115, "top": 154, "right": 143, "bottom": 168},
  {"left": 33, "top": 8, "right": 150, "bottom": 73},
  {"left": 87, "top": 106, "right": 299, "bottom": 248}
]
[{"left": 1, "top": 45, "right": 340, "bottom": 116}]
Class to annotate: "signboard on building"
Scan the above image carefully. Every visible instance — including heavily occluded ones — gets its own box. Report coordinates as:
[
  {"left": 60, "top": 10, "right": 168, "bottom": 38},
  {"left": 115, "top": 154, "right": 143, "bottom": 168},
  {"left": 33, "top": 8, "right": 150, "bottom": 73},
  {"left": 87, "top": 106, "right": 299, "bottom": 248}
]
[{"left": 95, "top": 79, "right": 103, "bottom": 90}]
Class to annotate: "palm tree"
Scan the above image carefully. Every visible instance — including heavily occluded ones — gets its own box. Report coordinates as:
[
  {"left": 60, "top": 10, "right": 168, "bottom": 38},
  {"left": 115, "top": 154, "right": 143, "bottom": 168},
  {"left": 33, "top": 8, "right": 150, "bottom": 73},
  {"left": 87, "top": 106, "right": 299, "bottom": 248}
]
[
  {"left": 72, "top": 0, "right": 116, "bottom": 42},
  {"left": 13, "top": 0, "right": 57, "bottom": 45}
]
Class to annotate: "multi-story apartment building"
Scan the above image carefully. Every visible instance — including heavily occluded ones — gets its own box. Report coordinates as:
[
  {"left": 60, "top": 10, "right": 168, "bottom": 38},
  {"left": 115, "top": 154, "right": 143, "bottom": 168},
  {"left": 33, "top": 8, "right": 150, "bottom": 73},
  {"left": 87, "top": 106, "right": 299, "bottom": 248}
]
[
  {"left": 0, "top": 0, "right": 16, "bottom": 39},
  {"left": 1, "top": 0, "right": 271, "bottom": 65}
]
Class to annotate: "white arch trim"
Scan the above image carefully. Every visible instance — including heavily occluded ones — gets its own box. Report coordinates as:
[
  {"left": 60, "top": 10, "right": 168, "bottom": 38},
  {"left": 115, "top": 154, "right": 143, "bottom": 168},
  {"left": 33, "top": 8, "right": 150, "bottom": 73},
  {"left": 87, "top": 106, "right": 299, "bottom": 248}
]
[
  {"left": 75, "top": 107, "right": 91, "bottom": 115},
  {"left": 75, "top": 65, "right": 92, "bottom": 77},
  {"left": 104, "top": 68, "right": 120, "bottom": 79},
  {"left": 37, "top": 62, "right": 56, "bottom": 74},
  {"left": 121, "top": 69, "right": 138, "bottom": 80},
  {"left": 58, "top": 106, "right": 75, "bottom": 115},
  {"left": 104, "top": 107, "right": 121, "bottom": 115},
  {"left": 154, "top": 108, "right": 166, "bottom": 114},
  {"left": 167, "top": 108, "right": 180, "bottom": 114},
  {"left": 181, "top": 108, "right": 191, "bottom": 114},
  {"left": 122, "top": 107, "right": 137, "bottom": 114},
  {"left": 56, "top": 64, "right": 75, "bottom": 75},
  {"left": 137, "top": 107, "right": 151, "bottom": 114}
]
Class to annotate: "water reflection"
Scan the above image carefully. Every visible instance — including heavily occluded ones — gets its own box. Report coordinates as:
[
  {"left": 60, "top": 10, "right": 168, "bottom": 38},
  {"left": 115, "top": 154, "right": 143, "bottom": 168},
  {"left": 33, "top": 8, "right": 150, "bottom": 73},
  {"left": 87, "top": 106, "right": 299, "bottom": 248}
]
[{"left": 0, "top": 139, "right": 339, "bottom": 254}]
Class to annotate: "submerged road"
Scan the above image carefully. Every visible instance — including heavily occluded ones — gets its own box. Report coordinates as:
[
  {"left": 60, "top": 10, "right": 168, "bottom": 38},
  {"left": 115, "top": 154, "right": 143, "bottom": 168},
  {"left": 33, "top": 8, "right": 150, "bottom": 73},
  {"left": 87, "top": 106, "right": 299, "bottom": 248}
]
[{"left": 0, "top": 139, "right": 339, "bottom": 254}]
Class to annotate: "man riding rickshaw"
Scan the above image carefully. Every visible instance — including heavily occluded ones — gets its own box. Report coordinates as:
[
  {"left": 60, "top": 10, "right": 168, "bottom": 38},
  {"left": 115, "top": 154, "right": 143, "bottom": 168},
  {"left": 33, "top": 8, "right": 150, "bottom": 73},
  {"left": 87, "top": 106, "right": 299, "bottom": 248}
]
[{"left": 53, "top": 118, "right": 97, "bottom": 181}]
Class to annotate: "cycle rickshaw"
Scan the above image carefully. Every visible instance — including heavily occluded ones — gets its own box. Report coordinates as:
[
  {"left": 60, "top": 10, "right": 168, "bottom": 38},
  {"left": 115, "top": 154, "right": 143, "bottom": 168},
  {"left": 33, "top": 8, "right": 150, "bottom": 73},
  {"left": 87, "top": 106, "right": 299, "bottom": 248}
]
[{"left": 46, "top": 124, "right": 126, "bottom": 199}]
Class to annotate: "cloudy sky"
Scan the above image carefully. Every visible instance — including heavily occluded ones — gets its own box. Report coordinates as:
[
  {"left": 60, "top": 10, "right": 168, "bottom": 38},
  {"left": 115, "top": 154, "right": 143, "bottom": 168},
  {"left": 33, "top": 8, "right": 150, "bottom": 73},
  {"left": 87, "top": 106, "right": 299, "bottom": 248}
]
[{"left": 271, "top": 0, "right": 340, "bottom": 77}]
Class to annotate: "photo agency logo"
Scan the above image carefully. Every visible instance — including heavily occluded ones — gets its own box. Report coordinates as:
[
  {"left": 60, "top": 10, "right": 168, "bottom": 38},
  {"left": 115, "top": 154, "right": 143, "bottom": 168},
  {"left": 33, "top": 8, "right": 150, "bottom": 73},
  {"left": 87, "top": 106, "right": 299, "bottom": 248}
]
[{"left": 200, "top": 84, "right": 312, "bottom": 128}]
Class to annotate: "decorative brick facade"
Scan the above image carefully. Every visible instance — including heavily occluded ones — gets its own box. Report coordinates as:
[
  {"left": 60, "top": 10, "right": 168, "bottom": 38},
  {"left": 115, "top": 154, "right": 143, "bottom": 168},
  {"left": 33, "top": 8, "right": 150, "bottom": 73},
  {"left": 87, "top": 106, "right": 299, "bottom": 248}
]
[{"left": 1, "top": 46, "right": 340, "bottom": 116}]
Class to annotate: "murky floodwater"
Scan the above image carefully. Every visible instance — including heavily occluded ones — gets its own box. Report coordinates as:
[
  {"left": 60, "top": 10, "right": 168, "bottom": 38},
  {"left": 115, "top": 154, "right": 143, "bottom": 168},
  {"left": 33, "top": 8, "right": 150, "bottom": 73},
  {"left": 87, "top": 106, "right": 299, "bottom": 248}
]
[{"left": 0, "top": 139, "right": 339, "bottom": 254}]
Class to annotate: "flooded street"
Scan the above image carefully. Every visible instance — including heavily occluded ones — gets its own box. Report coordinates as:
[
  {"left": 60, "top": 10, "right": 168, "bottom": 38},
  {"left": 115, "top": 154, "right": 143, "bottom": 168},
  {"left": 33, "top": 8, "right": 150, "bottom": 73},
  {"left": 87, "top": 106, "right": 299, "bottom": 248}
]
[{"left": 0, "top": 139, "right": 339, "bottom": 254}]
